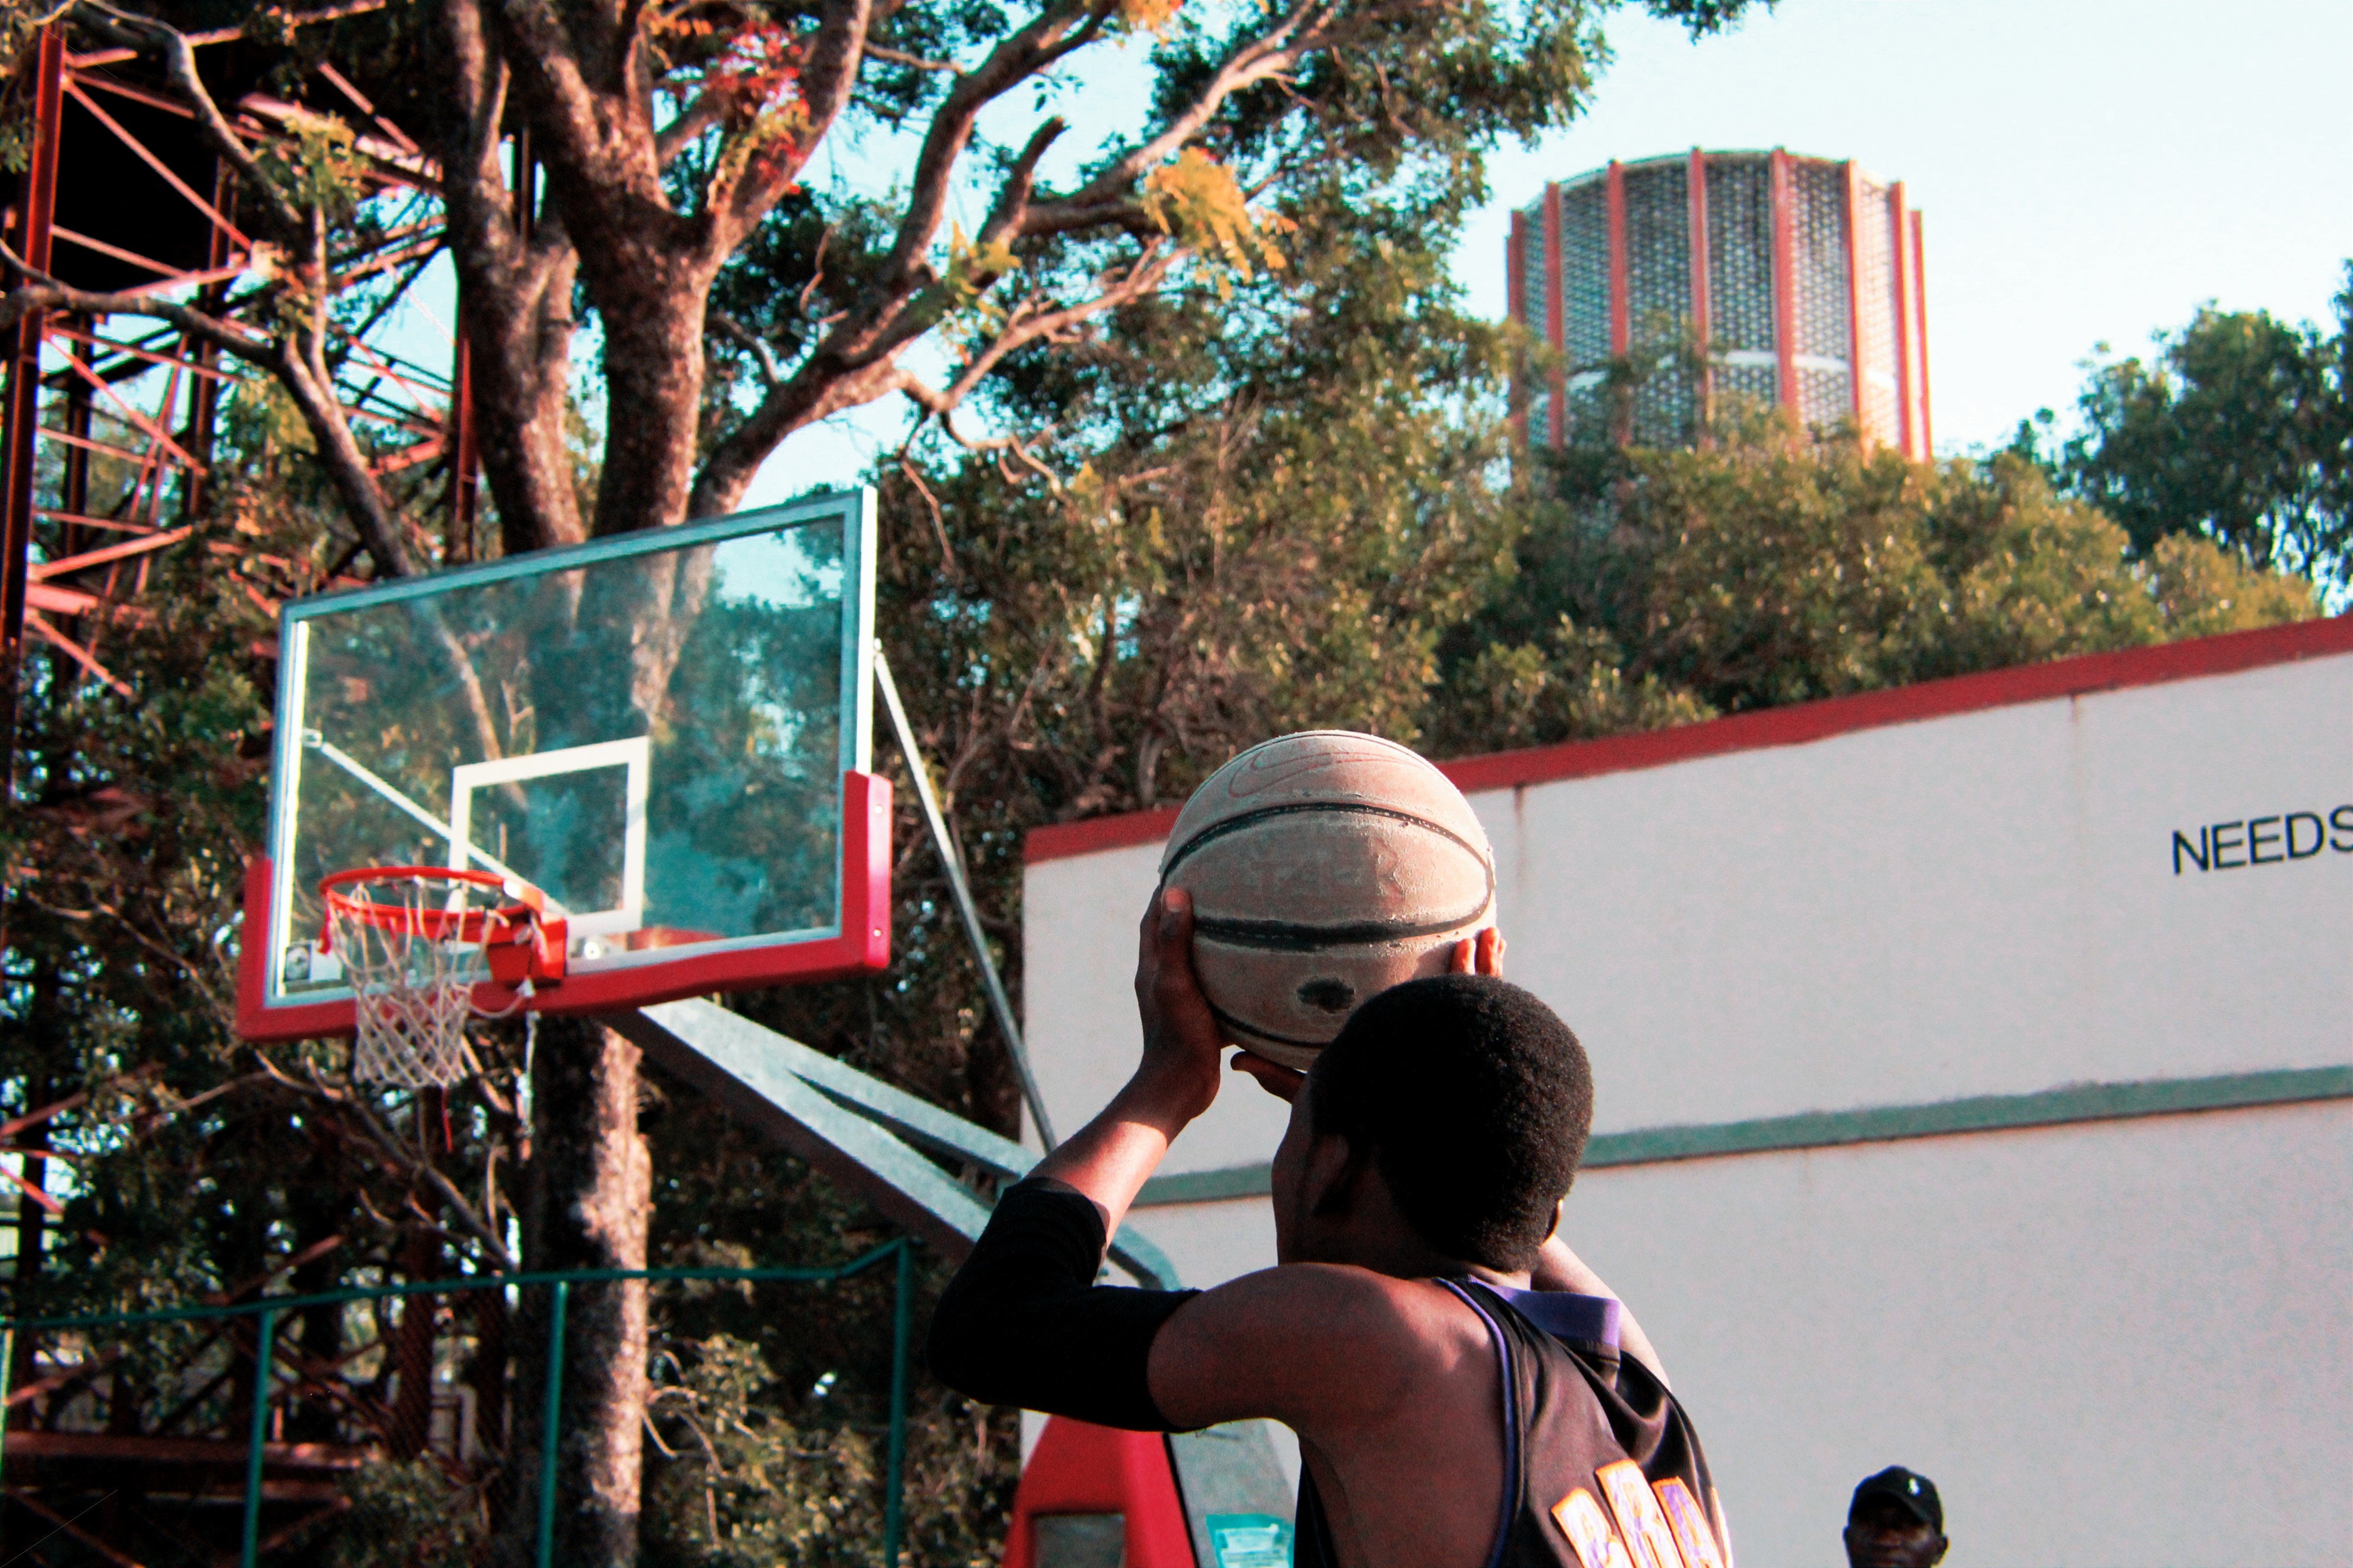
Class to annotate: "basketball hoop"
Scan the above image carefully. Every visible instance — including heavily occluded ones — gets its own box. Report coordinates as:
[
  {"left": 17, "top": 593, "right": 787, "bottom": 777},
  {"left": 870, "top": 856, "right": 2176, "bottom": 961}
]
[{"left": 322, "top": 867, "right": 569, "bottom": 1087}]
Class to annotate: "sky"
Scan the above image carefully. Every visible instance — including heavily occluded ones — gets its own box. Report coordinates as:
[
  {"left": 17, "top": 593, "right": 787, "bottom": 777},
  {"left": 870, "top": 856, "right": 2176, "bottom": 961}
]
[
  {"left": 754, "top": 0, "right": 2351, "bottom": 495},
  {"left": 478, "top": 0, "right": 2348, "bottom": 502}
]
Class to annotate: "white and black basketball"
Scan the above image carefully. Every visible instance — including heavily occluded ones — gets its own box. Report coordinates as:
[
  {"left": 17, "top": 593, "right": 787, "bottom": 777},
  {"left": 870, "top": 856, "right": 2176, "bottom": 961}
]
[{"left": 1158, "top": 730, "right": 1496, "bottom": 1069}]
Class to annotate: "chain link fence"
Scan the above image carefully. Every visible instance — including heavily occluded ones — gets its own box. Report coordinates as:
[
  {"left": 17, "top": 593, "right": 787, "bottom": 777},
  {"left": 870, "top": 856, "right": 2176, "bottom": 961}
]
[{"left": 0, "top": 1241, "right": 917, "bottom": 1568}]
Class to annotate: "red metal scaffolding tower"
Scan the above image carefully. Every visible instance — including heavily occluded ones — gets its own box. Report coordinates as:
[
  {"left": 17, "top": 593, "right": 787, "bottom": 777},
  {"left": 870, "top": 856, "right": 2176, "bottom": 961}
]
[{"left": 0, "top": 14, "right": 486, "bottom": 785}]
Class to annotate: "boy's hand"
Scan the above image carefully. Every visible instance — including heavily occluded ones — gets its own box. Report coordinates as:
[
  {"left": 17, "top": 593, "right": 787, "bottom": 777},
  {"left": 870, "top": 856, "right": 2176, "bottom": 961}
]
[
  {"left": 1231, "top": 1050, "right": 1304, "bottom": 1102},
  {"left": 1131, "top": 888, "right": 1226, "bottom": 1123},
  {"left": 1234, "top": 926, "right": 1507, "bottom": 1102},
  {"left": 1450, "top": 925, "right": 1506, "bottom": 976}
]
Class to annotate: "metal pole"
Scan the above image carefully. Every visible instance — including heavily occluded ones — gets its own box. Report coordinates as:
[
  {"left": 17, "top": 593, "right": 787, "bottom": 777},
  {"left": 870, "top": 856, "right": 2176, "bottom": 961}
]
[
  {"left": 535, "top": 1280, "right": 568, "bottom": 1568},
  {"left": 884, "top": 1240, "right": 912, "bottom": 1567},
  {"left": 0, "top": 1324, "right": 14, "bottom": 1540},
  {"left": 239, "top": 1308, "right": 276, "bottom": 1568},
  {"left": 0, "top": 24, "right": 64, "bottom": 796},
  {"left": 873, "top": 646, "right": 1058, "bottom": 1148}
]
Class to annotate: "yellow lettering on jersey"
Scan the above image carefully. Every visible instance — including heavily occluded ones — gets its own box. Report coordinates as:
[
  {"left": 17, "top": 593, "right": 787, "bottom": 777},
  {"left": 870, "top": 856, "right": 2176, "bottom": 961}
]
[
  {"left": 1551, "top": 1487, "right": 1637, "bottom": 1568},
  {"left": 1595, "top": 1461, "right": 1691, "bottom": 1568},
  {"left": 1709, "top": 1486, "right": 1735, "bottom": 1568},
  {"left": 1652, "top": 1479, "right": 1727, "bottom": 1568}
]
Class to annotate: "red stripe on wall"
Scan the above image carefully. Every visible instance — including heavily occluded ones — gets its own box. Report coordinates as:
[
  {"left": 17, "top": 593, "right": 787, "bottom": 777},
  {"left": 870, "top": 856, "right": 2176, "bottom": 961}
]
[{"left": 1024, "top": 617, "right": 2353, "bottom": 865}]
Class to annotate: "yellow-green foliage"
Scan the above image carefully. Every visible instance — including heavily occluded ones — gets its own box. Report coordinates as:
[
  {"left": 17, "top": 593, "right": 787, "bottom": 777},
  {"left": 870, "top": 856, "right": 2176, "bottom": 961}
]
[
  {"left": 256, "top": 112, "right": 368, "bottom": 227},
  {"left": 1115, "top": 0, "right": 1184, "bottom": 35},
  {"left": 1141, "top": 150, "right": 1291, "bottom": 301}
]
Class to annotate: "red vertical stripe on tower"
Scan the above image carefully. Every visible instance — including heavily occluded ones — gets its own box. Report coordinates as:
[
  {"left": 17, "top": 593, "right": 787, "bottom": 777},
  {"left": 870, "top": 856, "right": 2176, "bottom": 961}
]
[
  {"left": 1606, "top": 161, "right": 1630, "bottom": 358},
  {"left": 1544, "top": 181, "right": 1566, "bottom": 448},
  {"left": 1911, "top": 208, "right": 1932, "bottom": 453},
  {"left": 1508, "top": 208, "right": 1528, "bottom": 448},
  {"left": 1842, "top": 161, "right": 1865, "bottom": 432},
  {"left": 1888, "top": 182, "right": 1918, "bottom": 460},
  {"left": 1769, "top": 148, "right": 1797, "bottom": 416},
  {"left": 1687, "top": 149, "right": 1712, "bottom": 415}
]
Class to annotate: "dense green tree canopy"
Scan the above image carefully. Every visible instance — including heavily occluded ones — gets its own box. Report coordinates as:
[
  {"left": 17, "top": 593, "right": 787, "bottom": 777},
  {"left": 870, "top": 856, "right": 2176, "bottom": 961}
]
[
  {"left": 1428, "top": 409, "right": 2321, "bottom": 754},
  {"left": 2011, "top": 266, "right": 2352, "bottom": 588}
]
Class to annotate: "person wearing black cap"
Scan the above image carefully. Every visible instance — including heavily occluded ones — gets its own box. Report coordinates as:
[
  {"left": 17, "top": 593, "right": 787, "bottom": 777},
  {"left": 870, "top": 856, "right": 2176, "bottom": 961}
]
[{"left": 1844, "top": 1467, "right": 1947, "bottom": 1568}]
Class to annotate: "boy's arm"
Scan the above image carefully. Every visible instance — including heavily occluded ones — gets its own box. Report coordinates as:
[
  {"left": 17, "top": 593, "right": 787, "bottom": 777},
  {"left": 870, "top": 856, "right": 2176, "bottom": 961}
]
[
  {"left": 929, "top": 890, "right": 1439, "bottom": 1431},
  {"left": 1019, "top": 888, "right": 1228, "bottom": 1239},
  {"left": 927, "top": 889, "right": 1235, "bottom": 1429}
]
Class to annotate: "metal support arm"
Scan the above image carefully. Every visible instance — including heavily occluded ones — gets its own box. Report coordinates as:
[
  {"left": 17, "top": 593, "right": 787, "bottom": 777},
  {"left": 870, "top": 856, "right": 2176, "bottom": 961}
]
[{"left": 617, "top": 999, "right": 1176, "bottom": 1288}]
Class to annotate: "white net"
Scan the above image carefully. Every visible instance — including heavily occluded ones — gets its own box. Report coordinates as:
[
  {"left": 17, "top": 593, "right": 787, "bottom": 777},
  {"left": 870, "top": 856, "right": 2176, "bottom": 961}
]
[{"left": 327, "top": 874, "right": 492, "bottom": 1088}]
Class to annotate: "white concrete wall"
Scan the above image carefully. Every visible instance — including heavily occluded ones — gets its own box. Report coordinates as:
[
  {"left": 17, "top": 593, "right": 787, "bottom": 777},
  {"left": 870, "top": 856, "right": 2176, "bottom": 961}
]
[{"left": 1019, "top": 635, "right": 2353, "bottom": 1567}]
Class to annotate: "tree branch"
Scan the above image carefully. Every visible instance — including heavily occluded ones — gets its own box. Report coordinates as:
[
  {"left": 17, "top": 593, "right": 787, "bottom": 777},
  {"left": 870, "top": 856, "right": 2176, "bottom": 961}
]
[
  {"left": 708, "top": 308, "right": 785, "bottom": 386},
  {"left": 878, "top": 0, "right": 1114, "bottom": 290},
  {"left": 863, "top": 41, "right": 958, "bottom": 71},
  {"left": 1023, "top": 0, "right": 1433, "bottom": 237},
  {"left": 654, "top": 88, "right": 725, "bottom": 166},
  {"left": 0, "top": 245, "right": 269, "bottom": 359},
  {"left": 706, "top": 0, "right": 874, "bottom": 238},
  {"left": 272, "top": 1059, "right": 518, "bottom": 1269},
  {"left": 75, "top": 0, "right": 308, "bottom": 237},
  {"left": 973, "top": 116, "right": 1065, "bottom": 250}
]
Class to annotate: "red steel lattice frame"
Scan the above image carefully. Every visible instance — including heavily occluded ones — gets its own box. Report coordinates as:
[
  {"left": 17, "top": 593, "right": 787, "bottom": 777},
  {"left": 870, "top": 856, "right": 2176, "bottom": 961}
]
[{"left": 0, "top": 18, "right": 483, "bottom": 785}]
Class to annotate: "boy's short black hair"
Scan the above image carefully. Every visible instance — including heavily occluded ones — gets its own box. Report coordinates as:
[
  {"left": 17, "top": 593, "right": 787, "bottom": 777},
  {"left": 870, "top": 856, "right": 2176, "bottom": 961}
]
[{"left": 1307, "top": 973, "right": 1591, "bottom": 1270}]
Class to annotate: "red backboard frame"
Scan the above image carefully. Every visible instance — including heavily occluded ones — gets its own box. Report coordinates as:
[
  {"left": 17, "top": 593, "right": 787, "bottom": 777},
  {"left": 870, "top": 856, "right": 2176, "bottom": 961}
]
[{"left": 238, "top": 769, "right": 892, "bottom": 1042}]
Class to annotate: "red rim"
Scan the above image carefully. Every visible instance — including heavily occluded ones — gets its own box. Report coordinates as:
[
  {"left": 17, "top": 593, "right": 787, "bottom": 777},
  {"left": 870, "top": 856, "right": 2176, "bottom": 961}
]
[{"left": 320, "top": 865, "right": 534, "bottom": 942}]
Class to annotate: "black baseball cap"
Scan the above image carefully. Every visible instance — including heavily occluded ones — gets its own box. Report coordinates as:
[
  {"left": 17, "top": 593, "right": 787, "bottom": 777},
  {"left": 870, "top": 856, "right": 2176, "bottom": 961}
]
[{"left": 1850, "top": 1467, "right": 1942, "bottom": 1532}]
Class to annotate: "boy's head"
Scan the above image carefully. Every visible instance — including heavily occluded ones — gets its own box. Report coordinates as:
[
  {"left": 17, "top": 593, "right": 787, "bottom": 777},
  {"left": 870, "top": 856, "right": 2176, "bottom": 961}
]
[{"left": 1281, "top": 973, "right": 1591, "bottom": 1271}]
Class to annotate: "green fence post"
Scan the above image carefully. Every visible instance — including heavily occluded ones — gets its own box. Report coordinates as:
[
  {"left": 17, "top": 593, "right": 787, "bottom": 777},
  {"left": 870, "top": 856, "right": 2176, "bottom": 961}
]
[
  {"left": 536, "top": 1280, "right": 569, "bottom": 1568},
  {"left": 240, "top": 1307, "right": 277, "bottom": 1568},
  {"left": 884, "top": 1239, "right": 912, "bottom": 1568}
]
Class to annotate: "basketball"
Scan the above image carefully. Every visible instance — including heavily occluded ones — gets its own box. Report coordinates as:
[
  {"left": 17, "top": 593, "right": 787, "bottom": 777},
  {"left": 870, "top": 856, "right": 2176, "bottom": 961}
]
[{"left": 1158, "top": 731, "right": 1497, "bottom": 1069}]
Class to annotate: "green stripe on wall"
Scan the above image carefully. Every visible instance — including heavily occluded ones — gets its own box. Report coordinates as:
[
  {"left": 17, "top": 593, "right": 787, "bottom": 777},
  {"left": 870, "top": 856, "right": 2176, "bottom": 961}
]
[{"left": 1131, "top": 1064, "right": 2353, "bottom": 1207}]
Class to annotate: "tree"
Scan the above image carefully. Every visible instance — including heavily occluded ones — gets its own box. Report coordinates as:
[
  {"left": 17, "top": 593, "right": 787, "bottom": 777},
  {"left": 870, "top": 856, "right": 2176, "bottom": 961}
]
[
  {"left": 1429, "top": 409, "right": 2323, "bottom": 755},
  {"left": 2010, "top": 266, "right": 2353, "bottom": 587},
  {"left": 1, "top": 5, "right": 1756, "bottom": 1550}
]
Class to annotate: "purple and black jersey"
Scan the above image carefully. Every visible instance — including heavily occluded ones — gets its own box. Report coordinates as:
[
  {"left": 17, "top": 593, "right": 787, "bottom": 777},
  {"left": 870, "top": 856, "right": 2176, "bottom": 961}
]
[
  {"left": 1295, "top": 1278, "right": 1731, "bottom": 1568},
  {"left": 931, "top": 1180, "right": 1733, "bottom": 1568}
]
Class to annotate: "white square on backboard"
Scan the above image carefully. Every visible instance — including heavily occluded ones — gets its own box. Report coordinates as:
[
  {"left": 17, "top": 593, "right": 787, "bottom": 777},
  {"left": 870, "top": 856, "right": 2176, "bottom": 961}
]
[{"left": 447, "top": 738, "right": 650, "bottom": 939}]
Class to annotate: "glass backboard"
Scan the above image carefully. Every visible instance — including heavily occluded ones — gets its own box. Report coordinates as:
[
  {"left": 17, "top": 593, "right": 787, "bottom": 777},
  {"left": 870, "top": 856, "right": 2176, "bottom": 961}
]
[{"left": 239, "top": 490, "right": 884, "bottom": 1037}]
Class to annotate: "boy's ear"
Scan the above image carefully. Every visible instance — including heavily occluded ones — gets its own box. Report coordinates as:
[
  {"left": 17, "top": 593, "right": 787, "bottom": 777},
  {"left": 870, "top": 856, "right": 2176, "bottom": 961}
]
[{"left": 1306, "top": 1135, "right": 1369, "bottom": 1219}]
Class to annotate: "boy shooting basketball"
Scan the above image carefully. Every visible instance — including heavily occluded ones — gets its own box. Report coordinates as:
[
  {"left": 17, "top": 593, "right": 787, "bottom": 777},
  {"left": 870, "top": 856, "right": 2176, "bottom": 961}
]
[{"left": 931, "top": 889, "right": 1731, "bottom": 1568}]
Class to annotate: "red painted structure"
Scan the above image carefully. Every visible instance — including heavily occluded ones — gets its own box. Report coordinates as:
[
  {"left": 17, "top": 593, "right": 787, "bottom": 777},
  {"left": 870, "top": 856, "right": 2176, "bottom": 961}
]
[
  {"left": 1025, "top": 616, "right": 2353, "bottom": 866},
  {"left": 1543, "top": 180, "right": 1566, "bottom": 449},
  {"left": 1767, "top": 148, "right": 1797, "bottom": 415},
  {"left": 1684, "top": 148, "right": 1711, "bottom": 415},
  {"left": 237, "top": 771, "right": 894, "bottom": 1040},
  {"left": 1511, "top": 148, "right": 1931, "bottom": 458},
  {"left": 0, "top": 13, "right": 485, "bottom": 783},
  {"left": 1002, "top": 1417, "right": 1197, "bottom": 1568}
]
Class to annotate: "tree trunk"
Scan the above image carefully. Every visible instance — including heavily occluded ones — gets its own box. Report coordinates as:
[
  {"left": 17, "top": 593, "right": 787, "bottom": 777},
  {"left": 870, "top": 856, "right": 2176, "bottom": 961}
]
[
  {"left": 389, "top": 1227, "right": 441, "bottom": 1459},
  {"left": 502, "top": 1017, "right": 650, "bottom": 1568},
  {"left": 434, "top": 0, "right": 588, "bottom": 556},
  {"left": 574, "top": 239, "right": 713, "bottom": 534}
]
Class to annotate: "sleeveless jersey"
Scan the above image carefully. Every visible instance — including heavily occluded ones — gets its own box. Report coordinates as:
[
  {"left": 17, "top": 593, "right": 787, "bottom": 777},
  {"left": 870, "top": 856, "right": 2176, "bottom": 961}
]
[{"left": 1293, "top": 1280, "right": 1733, "bottom": 1568}]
